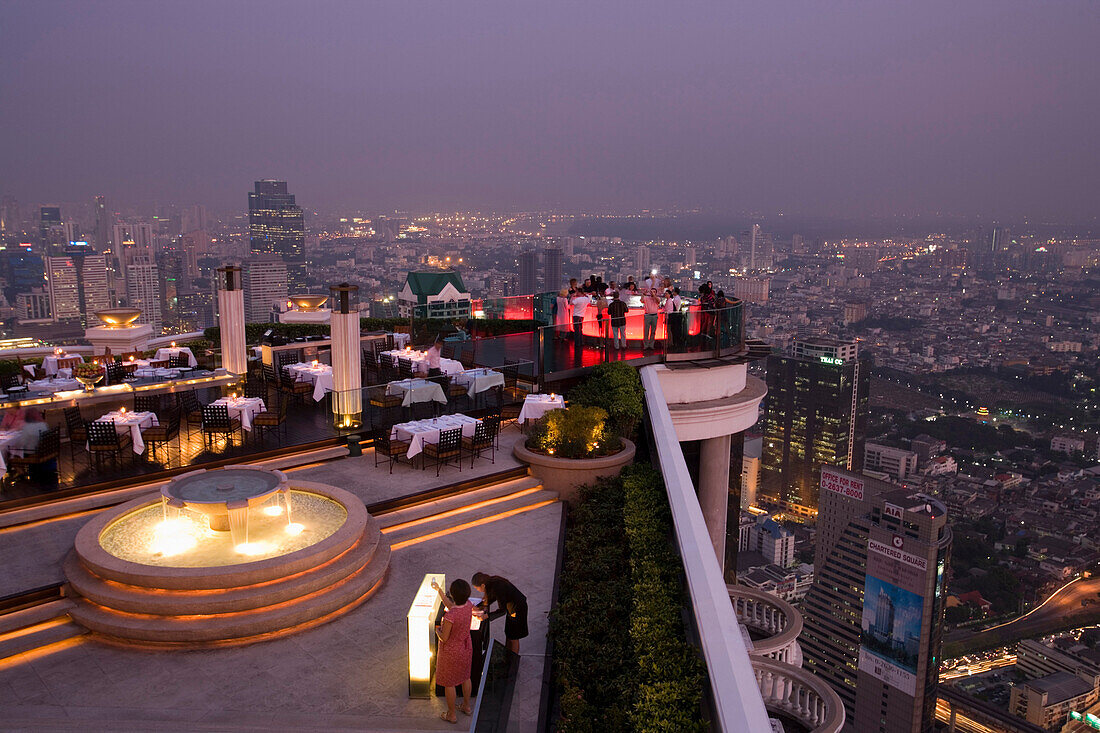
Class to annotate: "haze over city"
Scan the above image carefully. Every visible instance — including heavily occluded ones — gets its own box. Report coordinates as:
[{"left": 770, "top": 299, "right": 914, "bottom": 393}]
[{"left": 3, "top": 1, "right": 1099, "bottom": 221}]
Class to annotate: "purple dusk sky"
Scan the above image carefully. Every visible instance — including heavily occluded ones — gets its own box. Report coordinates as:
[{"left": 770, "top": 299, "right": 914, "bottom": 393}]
[{"left": 1, "top": 1, "right": 1098, "bottom": 220}]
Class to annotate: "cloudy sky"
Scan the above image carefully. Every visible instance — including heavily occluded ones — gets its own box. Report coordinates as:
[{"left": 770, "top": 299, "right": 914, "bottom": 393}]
[{"left": 2, "top": 1, "right": 1098, "bottom": 220}]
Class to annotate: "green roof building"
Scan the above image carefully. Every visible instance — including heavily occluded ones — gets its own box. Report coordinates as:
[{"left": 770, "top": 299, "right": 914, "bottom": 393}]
[{"left": 398, "top": 271, "right": 471, "bottom": 319}]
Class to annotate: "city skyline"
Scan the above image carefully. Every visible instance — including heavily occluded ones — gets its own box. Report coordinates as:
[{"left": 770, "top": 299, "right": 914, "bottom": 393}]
[{"left": 2, "top": 1, "right": 1099, "bottom": 220}]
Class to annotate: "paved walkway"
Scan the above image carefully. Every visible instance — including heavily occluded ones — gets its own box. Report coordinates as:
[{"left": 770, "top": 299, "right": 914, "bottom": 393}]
[{"left": 0, "top": 499, "right": 562, "bottom": 731}]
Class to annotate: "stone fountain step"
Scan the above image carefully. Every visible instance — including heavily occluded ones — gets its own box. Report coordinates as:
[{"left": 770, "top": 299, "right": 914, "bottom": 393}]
[
  {"left": 0, "top": 598, "right": 75, "bottom": 635},
  {"left": 0, "top": 619, "right": 85, "bottom": 662},
  {"left": 64, "top": 518, "right": 385, "bottom": 616},
  {"left": 375, "top": 475, "right": 543, "bottom": 529},
  {"left": 385, "top": 488, "right": 558, "bottom": 549},
  {"left": 69, "top": 543, "right": 390, "bottom": 646}
]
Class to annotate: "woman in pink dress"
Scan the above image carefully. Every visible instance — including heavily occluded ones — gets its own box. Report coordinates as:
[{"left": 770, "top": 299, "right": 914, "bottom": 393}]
[{"left": 432, "top": 578, "right": 474, "bottom": 724}]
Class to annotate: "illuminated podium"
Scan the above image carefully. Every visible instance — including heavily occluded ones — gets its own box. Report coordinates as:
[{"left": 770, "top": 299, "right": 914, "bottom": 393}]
[{"left": 408, "top": 573, "right": 445, "bottom": 698}]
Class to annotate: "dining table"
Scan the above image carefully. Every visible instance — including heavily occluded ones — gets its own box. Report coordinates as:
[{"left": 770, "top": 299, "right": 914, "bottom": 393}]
[
  {"left": 517, "top": 393, "right": 565, "bottom": 423},
  {"left": 27, "top": 377, "right": 82, "bottom": 393},
  {"left": 379, "top": 349, "right": 464, "bottom": 376},
  {"left": 212, "top": 396, "right": 267, "bottom": 431},
  {"left": 391, "top": 414, "right": 481, "bottom": 458},
  {"left": 153, "top": 346, "right": 198, "bottom": 367},
  {"left": 40, "top": 354, "right": 84, "bottom": 377},
  {"left": 285, "top": 362, "right": 334, "bottom": 402},
  {"left": 386, "top": 378, "right": 447, "bottom": 408},
  {"left": 451, "top": 368, "right": 505, "bottom": 398},
  {"left": 95, "top": 410, "right": 158, "bottom": 455}
]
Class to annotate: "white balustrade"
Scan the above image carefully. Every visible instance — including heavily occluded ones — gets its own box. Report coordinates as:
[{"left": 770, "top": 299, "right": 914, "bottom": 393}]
[{"left": 752, "top": 658, "right": 845, "bottom": 733}]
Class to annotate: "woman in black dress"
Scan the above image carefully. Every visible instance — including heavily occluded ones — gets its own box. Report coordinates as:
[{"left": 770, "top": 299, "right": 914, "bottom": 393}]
[{"left": 471, "top": 572, "right": 528, "bottom": 654}]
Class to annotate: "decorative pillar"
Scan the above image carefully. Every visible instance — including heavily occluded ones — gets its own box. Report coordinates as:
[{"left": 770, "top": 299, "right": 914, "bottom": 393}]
[
  {"left": 217, "top": 266, "right": 247, "bottom": 375},
  {"left": 698, "top": 433, "right": 732, "bottom": 576},
  {"left": 330, "top": 282, "right": 362, "bottom": 429}
]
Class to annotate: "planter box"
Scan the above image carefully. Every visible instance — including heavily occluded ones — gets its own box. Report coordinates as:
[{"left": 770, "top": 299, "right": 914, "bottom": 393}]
[{"left": 514, "top": 438, "right": 636, "bottom": 507}]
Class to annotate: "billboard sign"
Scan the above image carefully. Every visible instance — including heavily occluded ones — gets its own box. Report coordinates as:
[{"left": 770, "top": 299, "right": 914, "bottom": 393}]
[
  {"left": 859, "top": 535, "right": 929, "bottom": 696},
  {"left": 821, "top": 468, "right": 864, "bottom": 501}
]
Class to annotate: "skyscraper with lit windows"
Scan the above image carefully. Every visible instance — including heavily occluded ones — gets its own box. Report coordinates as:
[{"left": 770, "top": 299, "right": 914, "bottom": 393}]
[
  {"left": 248, "top": 180, "right": 305, "bottom": 289},
  {"left": 760, "top": 337, "right": 870, "bottom": 518}
]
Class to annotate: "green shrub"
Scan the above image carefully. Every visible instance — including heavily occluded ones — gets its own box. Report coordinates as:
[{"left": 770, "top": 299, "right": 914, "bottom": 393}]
[
  {"left": 569, "top": 361, "right": 644, "bottom": 438},
  {"left": 552, "top": 465, "right": 706, "bottom": 732},
  {"left": 527, "top": 405, "right": 619, "bottom": 459}
]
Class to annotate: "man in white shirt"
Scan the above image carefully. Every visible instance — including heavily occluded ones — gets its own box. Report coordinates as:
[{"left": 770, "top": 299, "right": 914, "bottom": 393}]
[
  {"left": 641, "top": 288, "right": 661, "bottom": 349},
  {"left": 570, "top": 292, "right": 590, "bottom": 347}
]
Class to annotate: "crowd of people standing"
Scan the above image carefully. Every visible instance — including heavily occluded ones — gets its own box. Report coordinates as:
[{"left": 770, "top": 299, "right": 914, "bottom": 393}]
[{"left": 552, "top": 273, "right": 731, "bottom": 351}]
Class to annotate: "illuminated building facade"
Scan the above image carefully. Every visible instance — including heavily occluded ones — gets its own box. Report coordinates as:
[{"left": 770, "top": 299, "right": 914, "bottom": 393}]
[
  {"left": 800, "top": 468, "right": 951, "bottom": 732},
  {"left": 125, "top": 255, "right": 162, "bottom": 332},
  {"left": 761, "top": 337, "right": 869, "bottom": 517},
  {"left": 248, "top": 180, "right": 305, "bottom": 289}
]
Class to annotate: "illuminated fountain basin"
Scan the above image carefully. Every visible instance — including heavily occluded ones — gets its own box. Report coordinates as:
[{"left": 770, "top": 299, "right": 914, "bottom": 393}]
[{"left": 66, "top": 469, "right": 390, "bottom": 646}]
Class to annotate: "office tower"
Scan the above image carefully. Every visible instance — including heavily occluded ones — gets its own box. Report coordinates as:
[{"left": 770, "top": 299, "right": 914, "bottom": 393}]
[
  {"left": 749, "top": 224, "right": 761, "bottom": 270},
  {"left": 248, "top": 180, "right": 305, "bottom": 289},
  {"left": 112, "top": 222, "right": 155, "bottom": 262},
  {"left": 0, "top": 196, "right": 19, "bottom": 233},
  {"left": 242, "top": 256, "right": 289, "bottom": 323},
  {"left": 734, "top": 277, "right": 769, "bottom": 304},
  {"left": 45, "top": 253, "right": 109, "bottom": 326},
  {"left": 543, "top": 247, "right": 563, "bottom": 292},
  {"left": 16, "top": 290, "right": 51, "bottom": 321},
  {"left": 683, "top": 246, "right": 697, "bottom": 268},
  {"left": 181, "top": 204, "right": 207, "bottom": 234},
  {"left": 93, "top": 196, "right": 111, "bottom": 252},
  {"left": 39, "top": 206, "right": 67, "bottom": 248},
  {"left": 635, "top": 245, "right": 650, "bottom": 274},
  {"left": 519, "top": 250, "right": 539, "bottom": 294},
  {"left": 761, "top": 337, "right": 870, "bottom": 518},
  {"left": 4, "top": 248, "right": 45, "bottom": 301},
  {"left": 800, "top": 467, "right": 950, "bottom": 731},
  {"left": 560, "top": 237, "right": 576, "bottom": 258},
  {"left": 125, "top": 256, "right": 163, "bottom": 332},
  {"left": 791, "top": 234, "right": 806, "bottom": 254}
]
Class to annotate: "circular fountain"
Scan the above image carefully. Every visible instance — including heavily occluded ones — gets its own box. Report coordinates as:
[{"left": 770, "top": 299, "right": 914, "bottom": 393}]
[{"left": 65, "top": 466, "right": 390, "bottom": 646}]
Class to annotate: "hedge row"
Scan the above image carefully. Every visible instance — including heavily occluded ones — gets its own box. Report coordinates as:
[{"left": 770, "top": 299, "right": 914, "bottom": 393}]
[
  {"left": 569, "top": 361, "right": 644, "bottom": 439},
  {"left": 553, "top": 465, "right": 706, "bottom": 732}
]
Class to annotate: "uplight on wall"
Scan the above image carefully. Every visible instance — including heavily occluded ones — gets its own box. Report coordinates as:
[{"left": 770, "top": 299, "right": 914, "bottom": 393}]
[{"left": 407, "top": 573, "right": 445, "bottom": 698}]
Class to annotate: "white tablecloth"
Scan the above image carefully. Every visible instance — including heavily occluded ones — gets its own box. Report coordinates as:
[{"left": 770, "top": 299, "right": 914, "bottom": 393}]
[
  {"left": 133, "top": 367, "right": 181, "bottom": 379},
  {"left": 42, "top": 354, "right": 84, "bottom": 376},
  {"left": 392, "top": 414, "right": 481, "bottom": 458},
  {"left": 386, "top": 379, "right": 447, "bottom": 408},
  {"left": 154, "top": 347, "right": 198, "bottom": 367},
  {"left": 212, "top": 397, "right": 266, "bottom": 431},
  {"left": 380, "top": 350, "right": 463, "bottom": 375},
  {"left": 452, "top": 368, "right": 505, "bottom": 398},
  {"left": 518, "top": 394, "right": 565, "bottom": 423},
  {"left": 285, "top": 362, "right": 334, "bottom": 402},
  {"left": 27, "top": 377, "right": 82, "bottom": 393},
  {"left": 96, "top": 411, "right": 158, "bottom": 455}
]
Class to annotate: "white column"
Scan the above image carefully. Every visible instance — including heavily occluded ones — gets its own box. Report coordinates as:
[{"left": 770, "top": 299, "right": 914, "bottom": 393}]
[
  {"left": 330, "top": 284, "right": 362, "bottom": 428},
  {"left": 217, "top": 266, "right": 246, "bottom": 375},
  {"left": 698, "top": 433, "right": 732, "bottom": 571}
]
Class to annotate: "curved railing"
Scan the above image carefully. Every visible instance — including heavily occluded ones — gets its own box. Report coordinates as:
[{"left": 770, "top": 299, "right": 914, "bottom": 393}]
[
  {"left": 728, "top": 585, "right": 803, "bottom": 665},
  {"left": 751, "top": 657, "right": 846, "bottom": 733}
]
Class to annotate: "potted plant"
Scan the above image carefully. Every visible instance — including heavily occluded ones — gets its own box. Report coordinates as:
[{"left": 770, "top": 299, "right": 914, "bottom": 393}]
[
  {"left": 514, "top": 404, "right": 635, "bottom": 506},
  {"left": 73, "top": 362, "right": 105, "bottom": 391}
]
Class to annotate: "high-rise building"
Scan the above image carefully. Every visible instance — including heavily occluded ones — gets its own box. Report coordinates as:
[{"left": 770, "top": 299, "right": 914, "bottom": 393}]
[
  {"left": 45, "top": 252, "right": 109, "bottom": 326},
  {"left": 519, "top": 250, "right": 539, "bottom": 294},
  {"left": 242, "top": 256, "right": 289, "bottom": 323},
  {"left": 761, "top": 337, "right": 870, "bottom": 518},
  {"left": 112, "top": 222, "right": 155, "bottom": 262},
  {"left": 748, "top": 224, "right": 761, "bottom": 270},
  {"left": 16, "top": 290, "right": 51, "bottom": 321},
  {"left": 93, "top": 196, "right": 111, "bottom": 252},
  {"left": 543, "top": 247, "right": 563, "bottom": 292},
  {"left": 635, "top": 245, "right": 651, "bottom": 274},
  {"left": 800, "top": 467, "right": 951, "bottom": 732},
  {"left": 125, "top": 255, "right": 163, "bottom": 332},
  {"left": 181, "top": 204, "right": 207, "bottom": 234},
  {"left": 39, "top": 206, "right": 68, "bottom": 249},
  {"left": 733, "top": 276, "right": 769, "bottom": 304},
  {"left": 248, "top": 180, "right": 305, "bottom": 289},
  {"left": 683, "top": 246, "right": 697, "bottom": 268},
  {"left": 0, "top": 195, "right": 20, "bottom": 233}
]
